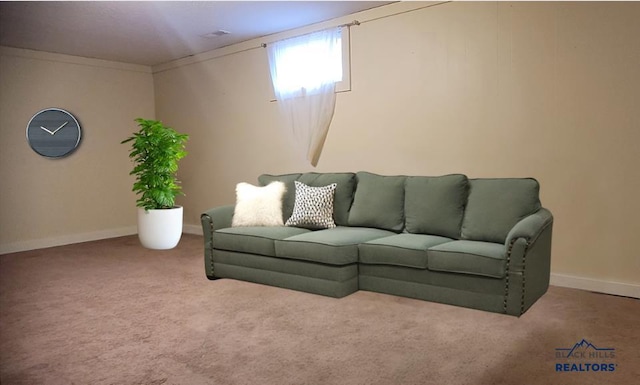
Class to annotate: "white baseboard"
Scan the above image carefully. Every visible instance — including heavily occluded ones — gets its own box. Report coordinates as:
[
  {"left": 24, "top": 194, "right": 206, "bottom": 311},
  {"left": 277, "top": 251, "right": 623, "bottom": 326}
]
[
  {"left": 0, "top": 224, "right": 203, "bottom": 255},
  {"left": 0, "top": 226, "right": 138, "bottom": 255},
  {"left": 183, "top": 224, "right": 203, "bottom": 235},
  {"left": 550, "top": 273, "right": 640, "bottom": 299}
]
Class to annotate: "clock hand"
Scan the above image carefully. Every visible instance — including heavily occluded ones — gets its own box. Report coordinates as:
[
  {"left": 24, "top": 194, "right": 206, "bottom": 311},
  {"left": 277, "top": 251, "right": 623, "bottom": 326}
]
[
  {"left": 40, "top": 126, "right": 55, "bottom": 135},
  {"left": 51, "top": 121, "right": 69, "bottom": 135}
]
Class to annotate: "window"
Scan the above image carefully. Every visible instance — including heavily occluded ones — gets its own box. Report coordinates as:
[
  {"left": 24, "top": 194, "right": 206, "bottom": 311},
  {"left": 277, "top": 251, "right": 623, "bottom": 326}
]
[
  {"left": 265, "top": 26, "right": 352, "bottom": 166},
  {"left": 267, "top": 27, "right": 351, "bottom": 100}
]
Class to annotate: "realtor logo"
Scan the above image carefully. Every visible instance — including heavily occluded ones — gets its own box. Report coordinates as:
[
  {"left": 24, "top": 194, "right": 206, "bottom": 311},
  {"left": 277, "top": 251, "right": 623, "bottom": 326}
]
[{"left": 555, "top": 339, "right": 617, "bottom": 372}]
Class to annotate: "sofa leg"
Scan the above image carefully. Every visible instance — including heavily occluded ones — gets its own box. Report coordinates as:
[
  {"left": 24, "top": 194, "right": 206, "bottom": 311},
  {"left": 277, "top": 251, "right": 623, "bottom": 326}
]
[{"left": 206, "top": 275, "right": 221, "bottom": 281}]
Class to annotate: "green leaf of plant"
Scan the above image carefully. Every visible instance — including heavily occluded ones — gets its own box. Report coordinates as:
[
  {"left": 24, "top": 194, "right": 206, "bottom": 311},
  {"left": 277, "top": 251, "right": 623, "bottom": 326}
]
[{"left": 121, "top": 118, "right": 189, "bottom": 210}]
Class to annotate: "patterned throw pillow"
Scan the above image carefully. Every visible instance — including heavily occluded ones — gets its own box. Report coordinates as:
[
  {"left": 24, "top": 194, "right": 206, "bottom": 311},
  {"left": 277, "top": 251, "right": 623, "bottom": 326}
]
[{"left": 285, "top": 181, "right": 337, "bottom": 229}]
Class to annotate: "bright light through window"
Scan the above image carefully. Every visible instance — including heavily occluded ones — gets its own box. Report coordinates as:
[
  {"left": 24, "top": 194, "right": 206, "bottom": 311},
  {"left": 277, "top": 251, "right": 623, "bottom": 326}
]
[{"left": 269, "top": 29, "right": 343, "bottom": 97}]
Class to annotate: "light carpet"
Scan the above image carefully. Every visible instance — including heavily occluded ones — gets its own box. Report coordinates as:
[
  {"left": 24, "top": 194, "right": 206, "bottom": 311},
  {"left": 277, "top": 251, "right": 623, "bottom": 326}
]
[{"left": 1, "top": 234, "right": 638, "bottom": 385}]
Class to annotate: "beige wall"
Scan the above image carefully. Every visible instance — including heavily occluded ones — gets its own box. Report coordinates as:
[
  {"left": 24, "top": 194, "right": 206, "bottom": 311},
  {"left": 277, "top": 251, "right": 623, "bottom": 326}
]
[
  {"left": 154, "top": 2, "right": 640, "bottom": 289},
  {"left": 0, "top": 2, "right": 636, "bottom": 293},
  {"left": 0, "top": 47, "right": 155, "bottom": 253}
]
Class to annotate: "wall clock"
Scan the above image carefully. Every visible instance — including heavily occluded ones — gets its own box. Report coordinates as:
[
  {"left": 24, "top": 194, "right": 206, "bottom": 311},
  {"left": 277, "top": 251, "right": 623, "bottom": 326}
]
[{"left": 26, "top": 108, "right": 82, "bottom": 158}]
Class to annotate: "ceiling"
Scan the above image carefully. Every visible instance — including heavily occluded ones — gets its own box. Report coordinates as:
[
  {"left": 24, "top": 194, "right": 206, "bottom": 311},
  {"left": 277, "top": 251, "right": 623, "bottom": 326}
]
[{"left": 0, "top": 1, "right": 393, "bottom": 67}]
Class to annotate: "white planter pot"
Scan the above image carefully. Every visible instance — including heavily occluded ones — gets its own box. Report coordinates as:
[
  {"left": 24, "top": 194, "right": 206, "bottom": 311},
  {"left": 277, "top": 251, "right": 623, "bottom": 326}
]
[{"left": 137, "top": 206, "right": 183, "bottom": 250}]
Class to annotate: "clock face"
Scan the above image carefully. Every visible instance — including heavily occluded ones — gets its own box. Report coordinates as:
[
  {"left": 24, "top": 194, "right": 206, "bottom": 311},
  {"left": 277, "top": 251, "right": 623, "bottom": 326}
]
[{"left": 26, "top": 108, "right": 82, "bottom": 158}]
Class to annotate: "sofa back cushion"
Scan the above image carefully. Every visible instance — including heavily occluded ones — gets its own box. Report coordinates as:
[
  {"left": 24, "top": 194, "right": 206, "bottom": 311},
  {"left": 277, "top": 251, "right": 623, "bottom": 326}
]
[
  {"left": 258, "top": 173, "right": 301, "bottom": 222},
  {"left": 405, "top": 174, "right": 469, "bottom": 239},
  {"left": 348, "top": 172, "right": 406, "bottom": 232},
  {"left": 461, "top": 178, "right": 541, "bottom": 244},
  {"left": 297, "top": 172, "right": 356, "bottom": 226}
]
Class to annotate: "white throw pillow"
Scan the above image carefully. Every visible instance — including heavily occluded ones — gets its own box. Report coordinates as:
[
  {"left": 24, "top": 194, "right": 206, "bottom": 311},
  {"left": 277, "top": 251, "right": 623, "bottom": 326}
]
[
  {"left": 285, "top": 181, "right": 337, "bottom": 229},
  {"left": 232, "top": 181, "right": 286, "bottom": 227}
]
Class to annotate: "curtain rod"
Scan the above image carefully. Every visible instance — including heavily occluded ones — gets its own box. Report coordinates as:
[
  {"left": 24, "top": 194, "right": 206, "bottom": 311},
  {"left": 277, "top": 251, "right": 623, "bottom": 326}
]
[{"left": 261, "top": 20, "right": 360, "bottom": 48}]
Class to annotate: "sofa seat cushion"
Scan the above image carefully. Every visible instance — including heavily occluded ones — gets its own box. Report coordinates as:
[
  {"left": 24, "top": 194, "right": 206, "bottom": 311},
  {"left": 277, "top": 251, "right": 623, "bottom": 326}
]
[
  {"left": 359, "top": 234, "right": 453, "bottom": 269},
  {"left": 213, "top": 226, "right": 311, "bottom": 257},
  {"left": 275, "top": 227, "right": 395, "bottom": 266},
  {"left": 427, "top": 240, "right": 506, "bottom": 278}
]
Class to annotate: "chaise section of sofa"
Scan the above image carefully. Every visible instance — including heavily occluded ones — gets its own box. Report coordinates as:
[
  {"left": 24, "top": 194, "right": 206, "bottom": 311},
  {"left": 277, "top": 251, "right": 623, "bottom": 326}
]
[
  {"left": 201, "top": 171, "right": 553, "bottom": 316},
  {"left": 201, "top": 172, "right": 366, "bottom": 298}
]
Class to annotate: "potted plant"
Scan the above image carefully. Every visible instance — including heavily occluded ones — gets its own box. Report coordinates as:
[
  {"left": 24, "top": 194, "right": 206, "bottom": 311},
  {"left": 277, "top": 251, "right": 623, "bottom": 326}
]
[{"left": 121, "top": 118, "right": 189, "bottom": 249}]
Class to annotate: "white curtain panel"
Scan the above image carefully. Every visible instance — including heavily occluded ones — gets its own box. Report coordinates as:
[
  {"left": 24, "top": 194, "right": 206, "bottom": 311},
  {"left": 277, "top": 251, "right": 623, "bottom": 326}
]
[{"left": 267, "top": 28, "right": 342, "bottom": 166}]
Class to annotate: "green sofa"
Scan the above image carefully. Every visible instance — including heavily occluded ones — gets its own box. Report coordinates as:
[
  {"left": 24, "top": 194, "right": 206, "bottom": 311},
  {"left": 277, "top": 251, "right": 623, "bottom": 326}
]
[{"left": 201, "top": 172, "right": 553, "bottom": 316}]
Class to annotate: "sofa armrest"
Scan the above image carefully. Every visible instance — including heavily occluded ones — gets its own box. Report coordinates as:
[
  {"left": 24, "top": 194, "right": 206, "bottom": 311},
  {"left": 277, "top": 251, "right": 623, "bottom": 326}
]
[
  {"left": 201, "top": 204, "right": 235, "bottom": 232},
  {"left": 504, "top": 207, "right": 553, "bottom": 316},
  {"left": 201, "top": 204, "right": 235, "bottom": 279},
  {"left": 505, "top": 207, "right": 553, "bottom": 246}
]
